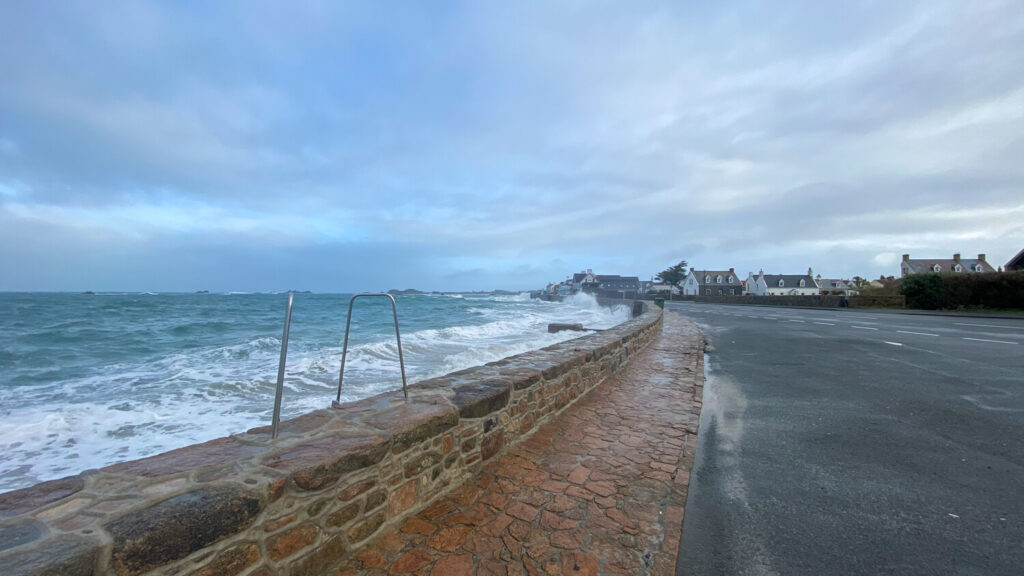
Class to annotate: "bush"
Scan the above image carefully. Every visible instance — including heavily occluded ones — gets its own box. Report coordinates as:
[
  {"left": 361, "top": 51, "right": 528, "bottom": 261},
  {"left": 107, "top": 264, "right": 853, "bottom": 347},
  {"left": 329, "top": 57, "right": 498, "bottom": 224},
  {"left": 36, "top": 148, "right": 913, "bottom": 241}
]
[
  {"left": 900, "top": 274, "right": 943, "bottom": 309},
  {"left": 900, "top": 272, "right": 1024, "bottom": 310}
]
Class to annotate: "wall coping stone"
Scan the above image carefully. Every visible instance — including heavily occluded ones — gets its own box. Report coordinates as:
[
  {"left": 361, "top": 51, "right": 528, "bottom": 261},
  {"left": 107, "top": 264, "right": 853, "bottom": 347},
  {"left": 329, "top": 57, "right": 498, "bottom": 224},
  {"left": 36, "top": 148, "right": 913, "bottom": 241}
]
[{"left": 0, "top": 302, "right": 662, "bottom": 576}]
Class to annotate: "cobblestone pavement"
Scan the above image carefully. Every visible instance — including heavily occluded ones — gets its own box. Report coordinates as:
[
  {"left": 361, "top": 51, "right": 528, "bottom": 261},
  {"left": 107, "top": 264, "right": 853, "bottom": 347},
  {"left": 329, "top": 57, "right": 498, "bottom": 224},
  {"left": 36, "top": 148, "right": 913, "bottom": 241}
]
[{"left": 334, "top": 310, "right": 703, "bottom": 576}]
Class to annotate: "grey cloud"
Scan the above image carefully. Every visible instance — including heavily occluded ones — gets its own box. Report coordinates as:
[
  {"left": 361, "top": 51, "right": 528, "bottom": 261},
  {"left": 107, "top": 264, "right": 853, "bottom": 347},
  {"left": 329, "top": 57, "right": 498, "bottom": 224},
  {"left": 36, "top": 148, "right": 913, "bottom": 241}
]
[{"left": 1, "top": 1, "right": 1023, "bottom": 290}]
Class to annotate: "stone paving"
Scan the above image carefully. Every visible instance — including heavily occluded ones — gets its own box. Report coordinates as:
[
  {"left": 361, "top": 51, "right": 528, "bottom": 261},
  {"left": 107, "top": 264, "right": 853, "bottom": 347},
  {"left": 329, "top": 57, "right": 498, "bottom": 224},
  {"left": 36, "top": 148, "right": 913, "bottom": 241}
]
[{"left": 332, "top": 310, "right": 704, "bottom": 576}]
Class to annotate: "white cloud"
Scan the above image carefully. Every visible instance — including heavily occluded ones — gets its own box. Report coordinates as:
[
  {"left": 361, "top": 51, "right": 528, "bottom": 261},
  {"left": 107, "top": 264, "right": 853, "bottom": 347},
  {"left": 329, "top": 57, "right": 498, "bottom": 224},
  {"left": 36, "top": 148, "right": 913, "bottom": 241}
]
[
  {"left": 873, "top": 253, "right": 899, "bottom": 267},
  {"left": 1, "top": 199, "right": 366, "bottom": 244},
  {"left": 1, "top": 1, "right": 1023, "bottom": 289}
]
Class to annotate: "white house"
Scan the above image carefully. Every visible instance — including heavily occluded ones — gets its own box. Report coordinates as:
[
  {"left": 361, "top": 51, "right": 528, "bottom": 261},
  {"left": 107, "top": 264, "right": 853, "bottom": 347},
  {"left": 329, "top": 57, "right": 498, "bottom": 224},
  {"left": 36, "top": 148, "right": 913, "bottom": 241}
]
[
  {"left": 746, "top": 268, "right": 819, "bottom": 296},
  {"left": 571, "top": 269, "right": 598, "bottom": 292},
  {"left": 816, "top": 277, "right": 859, "bottom": 296},
  {"left": 646, "top": 283, "right": 680, "bottom": 295},
  {"left": 683, "top": 268, "right": 743, "bottom": 296}
]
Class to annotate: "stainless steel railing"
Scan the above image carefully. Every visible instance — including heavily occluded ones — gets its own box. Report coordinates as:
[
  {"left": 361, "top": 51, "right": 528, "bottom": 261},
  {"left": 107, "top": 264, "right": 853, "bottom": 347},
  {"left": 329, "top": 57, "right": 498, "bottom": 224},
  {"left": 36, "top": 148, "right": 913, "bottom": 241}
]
[
  {"left": 269, "top": 292, "right": 408, "bottom": 439},
  {"left": 271, "top": 291, "right": 294, "bottom": 439},
  {"left": 333, "top": 293, "right": 408, "bottom": 406}
]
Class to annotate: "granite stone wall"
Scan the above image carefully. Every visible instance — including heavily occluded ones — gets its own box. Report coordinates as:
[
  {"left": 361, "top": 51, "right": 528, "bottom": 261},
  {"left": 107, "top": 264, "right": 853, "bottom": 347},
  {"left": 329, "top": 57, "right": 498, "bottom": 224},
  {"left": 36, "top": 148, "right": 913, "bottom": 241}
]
[
  {"left": 0, "top": 305, "right": 663, "bottom": 576},
  {"left": 672, "top": 294, "right": 903, "bottom": 308}
]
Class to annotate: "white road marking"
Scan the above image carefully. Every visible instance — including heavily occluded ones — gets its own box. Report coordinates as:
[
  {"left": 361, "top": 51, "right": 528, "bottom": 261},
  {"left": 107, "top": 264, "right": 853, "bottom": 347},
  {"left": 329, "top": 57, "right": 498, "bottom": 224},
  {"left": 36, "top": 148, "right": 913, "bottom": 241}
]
[
  {"left": 898, "top": 330, "right": 939, "bottom": 337},
  {"left": 787, "top": 320, "right": 805, "bottom": 323},
  {"left": 955, "top": 322, "right": 1016, "bottom": 329},
  {"left": 852, "top": 326, "right": 878, "bottom": 330},
  {"left": 813, "top": 321, "right": 835, "bottom": 326},
  {"left": 963, "top": 337, "right": 1017, "bottom": 345},
  {"left": 883, "top": 341, "right": 904, "bottom": 346}
]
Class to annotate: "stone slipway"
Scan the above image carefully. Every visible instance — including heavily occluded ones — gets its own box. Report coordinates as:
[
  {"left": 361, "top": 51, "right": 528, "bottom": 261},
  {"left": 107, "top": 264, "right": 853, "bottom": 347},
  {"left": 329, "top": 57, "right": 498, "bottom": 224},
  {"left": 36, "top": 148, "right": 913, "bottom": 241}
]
[{"left": 333, "top": 310, "right": 705, "bottom": 576}]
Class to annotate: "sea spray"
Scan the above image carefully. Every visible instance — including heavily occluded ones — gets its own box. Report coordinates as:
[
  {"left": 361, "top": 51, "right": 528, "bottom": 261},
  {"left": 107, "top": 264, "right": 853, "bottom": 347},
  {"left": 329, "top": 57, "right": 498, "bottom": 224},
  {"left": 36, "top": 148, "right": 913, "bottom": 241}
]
[{"left": 0, "top": 291, "right": 628, "bottom": 492}]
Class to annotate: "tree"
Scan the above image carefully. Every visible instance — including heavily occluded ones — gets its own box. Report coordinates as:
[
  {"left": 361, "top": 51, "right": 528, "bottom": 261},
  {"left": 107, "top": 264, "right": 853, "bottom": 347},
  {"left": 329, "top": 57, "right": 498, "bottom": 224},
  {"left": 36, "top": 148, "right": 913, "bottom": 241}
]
[{"left": 656, "top": 260, "right": 689, "bottom": 288}]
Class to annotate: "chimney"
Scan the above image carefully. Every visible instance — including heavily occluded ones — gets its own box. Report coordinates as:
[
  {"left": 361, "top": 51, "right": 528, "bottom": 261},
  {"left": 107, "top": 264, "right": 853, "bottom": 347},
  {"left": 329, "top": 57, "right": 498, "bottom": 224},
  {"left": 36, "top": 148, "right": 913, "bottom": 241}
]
[
  {"left": 690, "top": 267, "right": 695, "bottom": 273},
  {"left": 729, "top": 267, "right": 734, "bottom": 272},
  {"left": 953, "top": 253, "right": 961, "bottom": 262},
  {"left": 808, "top": 267, "right": 813, "bottom": 276},
  {"left": 587, "top": 268, "right": 592, "bottom": 275},
  {"left": 902, "top": 254, "right": 910, "bottom": 262},
  {"left": 978, "top": 253, "right": 986, "bottom": 262}
]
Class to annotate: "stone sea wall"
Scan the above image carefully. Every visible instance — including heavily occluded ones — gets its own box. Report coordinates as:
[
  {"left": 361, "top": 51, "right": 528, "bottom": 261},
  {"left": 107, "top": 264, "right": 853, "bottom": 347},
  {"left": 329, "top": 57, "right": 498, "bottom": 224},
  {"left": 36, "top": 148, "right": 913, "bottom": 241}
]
[{"left": 0, "top": 304, "right": 662, "bottom": 576}]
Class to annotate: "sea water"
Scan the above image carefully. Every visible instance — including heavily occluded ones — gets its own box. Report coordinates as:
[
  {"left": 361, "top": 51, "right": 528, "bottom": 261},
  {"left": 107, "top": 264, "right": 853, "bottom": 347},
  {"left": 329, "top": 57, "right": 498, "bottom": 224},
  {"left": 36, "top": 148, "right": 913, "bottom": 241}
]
[{"left": 0, "top": 291, "right": 629, "bottom": 492}]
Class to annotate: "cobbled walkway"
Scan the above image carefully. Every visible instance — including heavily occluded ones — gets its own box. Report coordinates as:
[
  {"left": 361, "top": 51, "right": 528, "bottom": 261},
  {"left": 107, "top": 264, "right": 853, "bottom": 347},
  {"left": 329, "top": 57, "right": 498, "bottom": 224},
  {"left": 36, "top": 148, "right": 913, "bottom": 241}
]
[{"left": 334, "top": 310, "right": 704, "bottom": 576}]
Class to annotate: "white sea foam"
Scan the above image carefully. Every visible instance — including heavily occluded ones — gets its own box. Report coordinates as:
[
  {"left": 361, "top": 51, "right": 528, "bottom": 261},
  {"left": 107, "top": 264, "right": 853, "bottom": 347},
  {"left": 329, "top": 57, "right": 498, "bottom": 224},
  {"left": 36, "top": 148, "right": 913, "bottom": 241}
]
[
  {"left": 0, "top": 292, "right": 632, "bottom": 492},
  {"left": 492, "top": 292, "right": 532, "bottom": 302}
]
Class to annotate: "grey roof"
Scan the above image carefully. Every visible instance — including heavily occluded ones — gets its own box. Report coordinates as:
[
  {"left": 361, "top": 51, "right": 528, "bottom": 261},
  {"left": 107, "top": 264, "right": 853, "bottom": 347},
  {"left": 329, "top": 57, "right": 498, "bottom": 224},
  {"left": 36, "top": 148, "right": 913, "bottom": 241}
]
[
  {"left": 596, "top": 275, "right": 639, "bottom": 288},
  {"left": 761, "top": 274, "right": 816, "bottom": 288},
  {"left": 692, "top": 270, "right": 740, "bottom": 287},
  {"left": 817, "top": 278, "right": 850, "bottom": 289},
  {"left": 1006, "top": 249, "right": 1024, "bottom": 271},
  {"left": 903, "top": 258, "right": 995, "bottom": 274}
]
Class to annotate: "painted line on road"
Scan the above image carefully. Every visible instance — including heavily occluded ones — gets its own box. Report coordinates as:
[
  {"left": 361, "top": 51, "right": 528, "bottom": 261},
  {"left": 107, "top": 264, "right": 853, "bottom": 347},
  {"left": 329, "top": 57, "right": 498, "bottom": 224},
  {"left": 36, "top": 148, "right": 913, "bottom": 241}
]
[
  {"left": 813, "top": 321, "right": 835, "bottom": 326},
  {"left": 963, "top": 337, "right": 1018, "bottom": 345},
  {"left": 852, "top": 326, "right": 879, "bottom": 330},
  {"left": 883, "top": 341, "right": 904, "bottom": 346},
  {"left": 898, "top": 330, "right": 939, "bottom": 337},
  {"left": 954, "top": 322, "right": 1016, "bottom": 329},
  {"left": 787, "top": 319, "right": 806, "bottom": 323}
]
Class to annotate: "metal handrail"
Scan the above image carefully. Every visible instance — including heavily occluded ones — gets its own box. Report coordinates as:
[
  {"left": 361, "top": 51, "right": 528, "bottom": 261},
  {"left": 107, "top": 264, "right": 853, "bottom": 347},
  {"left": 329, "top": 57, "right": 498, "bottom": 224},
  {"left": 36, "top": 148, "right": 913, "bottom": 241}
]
[
  {"left": 333, "top": 293, "right": 408, "bottom": 406},
  {"left": 271, "top": 291, "right": 294, "bottom": 439}
]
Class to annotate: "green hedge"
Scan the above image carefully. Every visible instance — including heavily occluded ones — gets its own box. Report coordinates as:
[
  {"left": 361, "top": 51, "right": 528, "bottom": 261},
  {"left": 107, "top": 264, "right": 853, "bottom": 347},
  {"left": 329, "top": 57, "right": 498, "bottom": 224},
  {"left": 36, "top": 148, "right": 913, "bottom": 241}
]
[{"left": 900, "top": 272, "right": 1024, "bottom": 310}]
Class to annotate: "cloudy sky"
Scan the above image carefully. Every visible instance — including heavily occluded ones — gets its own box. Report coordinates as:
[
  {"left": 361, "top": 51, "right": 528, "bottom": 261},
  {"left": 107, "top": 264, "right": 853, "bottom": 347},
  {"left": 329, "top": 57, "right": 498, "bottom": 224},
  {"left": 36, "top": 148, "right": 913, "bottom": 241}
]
[{"left": 1, "top": 1, "right": 1022, "bottom": 292}]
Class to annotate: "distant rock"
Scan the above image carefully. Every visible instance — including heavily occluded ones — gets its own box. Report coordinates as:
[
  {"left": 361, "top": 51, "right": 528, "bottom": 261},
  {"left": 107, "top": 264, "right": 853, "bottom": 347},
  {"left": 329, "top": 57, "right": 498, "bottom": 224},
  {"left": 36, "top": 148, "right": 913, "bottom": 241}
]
[
  {"left": 82, "top": 291, "right": 95, "bottom": 295},
  {"left": 548, "top": 323, "right": 585, "bottom": 333},
  {"left": 195, "top": 290, "right": 209, "bottom": 294},
  {"left": 387, "top": 289, "right": 425, "bottom": 295}
]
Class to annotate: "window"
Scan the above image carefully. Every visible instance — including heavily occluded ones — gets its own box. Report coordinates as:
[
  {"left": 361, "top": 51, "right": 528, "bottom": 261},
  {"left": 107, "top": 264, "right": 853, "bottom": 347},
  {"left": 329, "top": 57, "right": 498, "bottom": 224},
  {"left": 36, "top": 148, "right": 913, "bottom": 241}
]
[
  {"left": 718, "top": 289, "right": 723, "bottom": 295},
  {"left": 932, "top": 264, "right": 941, "bottom": 272},
  {"left": 705, "top": 289, "right": 711, "bottom": 295},
  {"left": 974, "top": 264, "right": 983, "bottom": 272},
  {"left": 728, "top": 276, "right": 734, "bottom": 284},
  {"left": 954, "top": 264, "right": 962, "bottom": 272},
  {"left": 778, "top": 279, "right": 785, "bottom": 287},
  {"left": 705, "top": 275, "right": 711, "bottom": 284},
  {"left": 799, "top": 279, "right": 806, "bottom": 287}
]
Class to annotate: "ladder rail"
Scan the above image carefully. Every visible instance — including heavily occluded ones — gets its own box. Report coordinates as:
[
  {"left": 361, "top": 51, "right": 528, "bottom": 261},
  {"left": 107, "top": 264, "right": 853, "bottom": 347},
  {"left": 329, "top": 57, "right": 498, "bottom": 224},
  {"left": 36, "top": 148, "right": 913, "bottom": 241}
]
[
  {"left": 334, "top": 293, "right": 408, "bottom": 404},
  {"left": 271, "top": 291, "right": 294, "bottom": 439}
]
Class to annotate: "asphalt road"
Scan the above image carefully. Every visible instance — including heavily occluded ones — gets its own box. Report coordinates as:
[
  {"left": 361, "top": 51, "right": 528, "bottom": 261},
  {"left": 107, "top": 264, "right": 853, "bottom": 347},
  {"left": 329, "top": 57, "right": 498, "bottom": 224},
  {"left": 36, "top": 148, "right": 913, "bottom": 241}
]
[{"left": 669, "top": 302, "right": 1024, "bottom": 576}]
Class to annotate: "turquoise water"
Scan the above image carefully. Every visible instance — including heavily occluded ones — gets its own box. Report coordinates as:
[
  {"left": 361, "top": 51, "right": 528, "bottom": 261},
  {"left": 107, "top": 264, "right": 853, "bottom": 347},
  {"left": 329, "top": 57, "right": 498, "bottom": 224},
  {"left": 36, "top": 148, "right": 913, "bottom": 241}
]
[{"left": 0, "top": 291, "right": 628, "bottom": 492}]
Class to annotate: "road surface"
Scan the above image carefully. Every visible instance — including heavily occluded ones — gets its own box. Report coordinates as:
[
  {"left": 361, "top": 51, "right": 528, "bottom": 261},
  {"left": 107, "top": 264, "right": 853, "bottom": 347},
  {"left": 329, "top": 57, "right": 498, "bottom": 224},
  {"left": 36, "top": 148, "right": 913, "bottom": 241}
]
[{"left": 669, "top": 302, "right": 1024, "bottom": 576}]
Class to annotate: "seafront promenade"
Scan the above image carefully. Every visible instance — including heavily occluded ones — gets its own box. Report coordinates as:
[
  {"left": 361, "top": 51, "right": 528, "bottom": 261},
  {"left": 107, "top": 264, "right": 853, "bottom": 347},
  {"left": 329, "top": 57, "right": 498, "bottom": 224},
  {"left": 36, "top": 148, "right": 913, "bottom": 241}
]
[{"left": 332, "top": 311, "right": 704, "bottom": 575}]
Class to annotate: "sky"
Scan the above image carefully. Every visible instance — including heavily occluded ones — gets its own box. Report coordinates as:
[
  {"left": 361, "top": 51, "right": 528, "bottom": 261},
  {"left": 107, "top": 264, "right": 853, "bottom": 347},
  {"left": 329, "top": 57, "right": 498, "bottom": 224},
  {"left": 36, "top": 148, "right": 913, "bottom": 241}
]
[{"left": 1, "top": 1, "right": 1022, "bottom": 292}]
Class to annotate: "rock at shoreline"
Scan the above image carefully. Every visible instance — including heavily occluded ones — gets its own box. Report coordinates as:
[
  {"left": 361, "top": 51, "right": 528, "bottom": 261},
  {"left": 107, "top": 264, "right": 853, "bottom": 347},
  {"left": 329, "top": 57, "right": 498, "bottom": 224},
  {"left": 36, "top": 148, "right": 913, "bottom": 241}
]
[{"left": 548, "top": 323, "right": 585, "bottom": 333}]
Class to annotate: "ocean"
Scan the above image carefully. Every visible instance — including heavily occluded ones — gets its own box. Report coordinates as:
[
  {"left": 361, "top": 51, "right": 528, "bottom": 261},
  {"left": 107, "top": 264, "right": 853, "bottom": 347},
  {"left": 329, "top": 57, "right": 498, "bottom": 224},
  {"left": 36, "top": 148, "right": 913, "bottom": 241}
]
[{"left": 0, "top": 291, "right": 629, "bottom": 493}]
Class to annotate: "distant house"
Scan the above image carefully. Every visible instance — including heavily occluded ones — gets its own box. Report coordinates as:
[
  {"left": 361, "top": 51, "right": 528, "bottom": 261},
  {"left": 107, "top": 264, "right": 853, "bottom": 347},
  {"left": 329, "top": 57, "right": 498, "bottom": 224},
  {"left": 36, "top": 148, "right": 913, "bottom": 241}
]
[
  {"left": 746, "top": 269, "right": 819, "bottom": 296},
  {"left": 596, "top": 275, "right": 640, "bottom": 296},
  {"left": 572, "top": 270, "right": 640, "bottom": 297},
  {"left": 815, "top": 276, "right": 859, "bottom": 296},
  {"left": 900, "top": 253, "right": 996, "bottom": 276},
  {"left": 646, "top": 282, "right": 680, "bottom": 295},
  {"left": 572, "top": 269, "right": 599, "bottom": 292},
  {"left": 1006, "top": 249, "right": 1024, "bottom": 271},
  {"left": 683, "top": 268, "right": 743, "bottom": 296}
]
